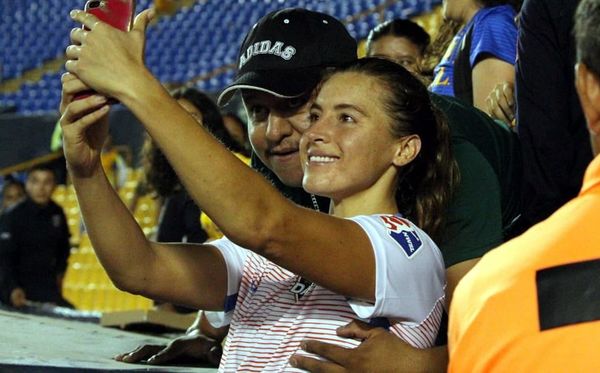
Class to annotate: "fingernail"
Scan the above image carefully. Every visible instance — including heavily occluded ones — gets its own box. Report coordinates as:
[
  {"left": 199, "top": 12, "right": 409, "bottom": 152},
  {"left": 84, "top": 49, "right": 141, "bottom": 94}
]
[
  {"left": 289, "top": 357, "right": 298, "bottom": 367},
  {"left": 70, "top": 10, "right": 78, "bottom": 18},
  {"left": 94, "top": 96, "right": 107, "bottom": 103}
]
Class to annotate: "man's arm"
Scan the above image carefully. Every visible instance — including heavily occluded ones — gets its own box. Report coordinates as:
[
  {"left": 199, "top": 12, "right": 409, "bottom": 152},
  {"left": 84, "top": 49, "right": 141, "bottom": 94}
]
[
  {"left": 290, "top": 320, "right": 447, "bottom": 373},
  {"left": 115, "top": 311, "right": 225, "bottom": 367}
]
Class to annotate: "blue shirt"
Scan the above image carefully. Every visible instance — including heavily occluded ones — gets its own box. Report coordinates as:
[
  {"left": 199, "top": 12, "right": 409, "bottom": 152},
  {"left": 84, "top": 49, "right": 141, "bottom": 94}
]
[{"left": 430, "top": 5, "right": 518, "bottom": 97}]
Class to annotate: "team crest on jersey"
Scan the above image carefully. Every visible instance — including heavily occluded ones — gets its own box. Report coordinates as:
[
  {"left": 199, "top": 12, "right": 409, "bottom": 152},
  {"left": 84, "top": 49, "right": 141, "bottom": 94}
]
[{"left": 380, "top": 215, "right": 422, "bottom": 259}]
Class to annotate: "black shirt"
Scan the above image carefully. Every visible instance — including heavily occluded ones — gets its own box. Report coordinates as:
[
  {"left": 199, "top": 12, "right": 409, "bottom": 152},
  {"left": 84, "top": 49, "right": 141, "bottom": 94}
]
[
  {"left": 0, "top": 198, "right": 71, "bottom": 304},
  {"left": 516, "top": 0, "right": 592, "bottom": 227},
  {"left": 156, "top": 190, "right": 208, "bottom": 244}
]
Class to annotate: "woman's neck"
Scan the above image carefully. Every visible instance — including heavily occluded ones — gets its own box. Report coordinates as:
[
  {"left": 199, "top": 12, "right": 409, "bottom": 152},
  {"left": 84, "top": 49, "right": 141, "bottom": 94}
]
[{"left": 328, "top": 169, "right": 399, "bottom": 218}]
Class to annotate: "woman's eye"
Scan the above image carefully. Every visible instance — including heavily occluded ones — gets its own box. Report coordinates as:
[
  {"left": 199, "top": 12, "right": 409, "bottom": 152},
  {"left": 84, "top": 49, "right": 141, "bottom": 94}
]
[
  {"left": 309, "top": 112, "right": 320, "bottom": 122},
  {"left": 340, "top": 114, "right": 354, "bottom": 123}
]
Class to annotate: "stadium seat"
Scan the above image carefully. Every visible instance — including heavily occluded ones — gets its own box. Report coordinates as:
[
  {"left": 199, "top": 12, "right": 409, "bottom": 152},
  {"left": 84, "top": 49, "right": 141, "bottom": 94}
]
[{"left": 1, "top": 0, "right": 442, "bottom": 113}]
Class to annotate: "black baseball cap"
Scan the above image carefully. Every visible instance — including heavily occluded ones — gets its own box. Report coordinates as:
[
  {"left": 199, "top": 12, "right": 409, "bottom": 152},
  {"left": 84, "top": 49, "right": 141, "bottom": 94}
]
[{"left": 217, "top": 8, "right": 357, "bottom": 105}]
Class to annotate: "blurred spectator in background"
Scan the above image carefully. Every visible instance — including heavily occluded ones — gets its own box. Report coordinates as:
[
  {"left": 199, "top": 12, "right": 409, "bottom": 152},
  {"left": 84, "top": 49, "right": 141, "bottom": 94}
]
[
  {"left": 366, "top": 18, "right": 430, "bottom": 74},
  {"left": 0, "top": 177, "right": 26, "bottom": 215},
  {"left": 222, "top": 112, "right": 251, "bottom": 158},
  {"left": 430, "top": 0, "right": 520, "bottom": 114},
  {"left": 100, "top": 132, "right": 128, "bottom": 192},
  {"left": 138, "top": 87, "right": 234, "bottom": 314},
  {"left": 133, "top": 87, "right": 247, "bottom": 247},
  {"left": 0, "top": 165, "right": 72, "bottom": 308}
]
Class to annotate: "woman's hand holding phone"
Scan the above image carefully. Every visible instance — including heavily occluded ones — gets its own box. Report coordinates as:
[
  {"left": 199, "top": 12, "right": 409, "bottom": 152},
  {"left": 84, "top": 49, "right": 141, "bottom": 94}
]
[
  {"left": 73, "top": 0, "right": 136, "bottom": 101},
  {"left": 66, "top": 3, "right": 155, "bottom": 103}
]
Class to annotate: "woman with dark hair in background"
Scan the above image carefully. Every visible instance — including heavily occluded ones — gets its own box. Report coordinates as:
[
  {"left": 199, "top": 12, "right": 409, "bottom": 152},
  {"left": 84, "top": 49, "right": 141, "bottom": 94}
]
[
  {"left": 222, "top": 112, "right": 251, "bottom": 158},
  {"left": 430, "top": 0, "right": 521, "bottom": 113},
  {"left": 135, "top": 87, "right": 243, "bottom": 245},
  {"left": 366, "top": 18, "right": 431, "bottom": 74}
]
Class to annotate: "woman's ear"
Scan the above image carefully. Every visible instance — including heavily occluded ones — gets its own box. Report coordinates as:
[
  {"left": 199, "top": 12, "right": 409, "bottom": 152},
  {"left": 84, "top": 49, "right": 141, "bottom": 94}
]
[{"left": 392, "top": 135, "right": 421, "bottom": 167}]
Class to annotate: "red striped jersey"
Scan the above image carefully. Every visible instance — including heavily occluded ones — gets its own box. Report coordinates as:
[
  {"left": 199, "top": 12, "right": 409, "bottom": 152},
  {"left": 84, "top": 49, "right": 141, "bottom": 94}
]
[{"left": 210, "top": 214, "right": 446, "bottom": 372}]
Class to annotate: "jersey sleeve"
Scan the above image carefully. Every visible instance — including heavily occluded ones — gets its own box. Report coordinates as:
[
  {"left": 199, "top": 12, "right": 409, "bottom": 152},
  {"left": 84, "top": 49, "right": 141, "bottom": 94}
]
[
  {"left": 470, "top": 7, "right": 518, "bottom": 66},
  {"left": 346, "top": 215, "right": 446, "bottom": 325},
  {"left": 205, "top": 236, "right": 249, "bottom": 327}
]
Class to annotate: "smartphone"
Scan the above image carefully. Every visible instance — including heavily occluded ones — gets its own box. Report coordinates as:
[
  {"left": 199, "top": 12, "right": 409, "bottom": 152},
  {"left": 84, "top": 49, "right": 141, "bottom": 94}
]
[{"left": 74, "top": 0, "right": 136, "bottom": 101}]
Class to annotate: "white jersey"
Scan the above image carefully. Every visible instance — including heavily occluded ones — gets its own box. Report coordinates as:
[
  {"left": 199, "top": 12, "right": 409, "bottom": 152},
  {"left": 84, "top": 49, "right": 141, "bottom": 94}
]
[{"left": 210, "top": 214, "right": 446, "bottom": 372}]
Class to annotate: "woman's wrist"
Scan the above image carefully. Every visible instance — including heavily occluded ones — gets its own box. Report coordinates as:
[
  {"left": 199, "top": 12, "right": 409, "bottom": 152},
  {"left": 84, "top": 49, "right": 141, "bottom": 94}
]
[
  {"left": 118, "top": 68, "right": 164, "bottom": 111},
  {"left": 67, "top": 161, "right": 105, "bottom": 181}
]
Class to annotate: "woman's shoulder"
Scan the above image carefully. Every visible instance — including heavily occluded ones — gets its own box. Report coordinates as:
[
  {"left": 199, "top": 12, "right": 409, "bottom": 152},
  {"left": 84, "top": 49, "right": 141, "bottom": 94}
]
[
  {"left": 349, "top": 214, "right": 422, "bottom": 233},
  {"left": 349, "top": 214, "right": 437, "bottom": 255},
  {"left": 475, "top": 4, "right": 517, "bottom": 25}
]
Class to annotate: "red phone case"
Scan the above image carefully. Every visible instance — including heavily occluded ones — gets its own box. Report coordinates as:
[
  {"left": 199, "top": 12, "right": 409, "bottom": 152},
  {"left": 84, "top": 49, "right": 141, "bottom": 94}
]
[{"left": 74, "top": 0, "right": 136, "bottom": 101}]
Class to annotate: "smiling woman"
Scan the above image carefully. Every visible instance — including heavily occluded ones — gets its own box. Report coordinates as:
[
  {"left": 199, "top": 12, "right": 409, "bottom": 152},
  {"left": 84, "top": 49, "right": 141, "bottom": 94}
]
[{"left": 307, "top": 59, "right": 457, "bottom": 239}]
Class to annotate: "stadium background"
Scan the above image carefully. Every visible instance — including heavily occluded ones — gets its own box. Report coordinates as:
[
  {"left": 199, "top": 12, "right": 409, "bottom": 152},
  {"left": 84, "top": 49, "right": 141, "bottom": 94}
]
[{"left": 0, "top": 0, "right": 442, "bottom": 312}]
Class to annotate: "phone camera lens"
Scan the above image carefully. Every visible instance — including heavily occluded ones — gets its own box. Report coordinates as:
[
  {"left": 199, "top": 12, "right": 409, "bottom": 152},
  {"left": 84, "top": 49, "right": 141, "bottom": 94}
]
[{"left": 88, "top": 1, "right": 101, "bottom": 9}]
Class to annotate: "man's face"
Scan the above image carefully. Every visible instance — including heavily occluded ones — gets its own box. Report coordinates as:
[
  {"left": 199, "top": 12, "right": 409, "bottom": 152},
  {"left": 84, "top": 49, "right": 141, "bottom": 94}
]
[
  {"left": 25, "top": 170, "right": 56, "bottom": 206},
  {"left": 242, "top": 90, "right": 313, "bottom": 187}
]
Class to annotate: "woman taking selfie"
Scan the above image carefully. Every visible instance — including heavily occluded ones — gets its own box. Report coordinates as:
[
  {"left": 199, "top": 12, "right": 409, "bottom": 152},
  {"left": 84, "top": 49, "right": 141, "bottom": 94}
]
[{"left": 61, "top": 7, "right": 456, "bottom": 370}]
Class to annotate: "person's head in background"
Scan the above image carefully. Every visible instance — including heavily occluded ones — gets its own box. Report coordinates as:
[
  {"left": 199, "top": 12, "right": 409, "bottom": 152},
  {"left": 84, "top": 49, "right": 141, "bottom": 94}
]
[
  {"left": 142, "top": 87, "right": 237, "bottom": 197},
  {"left": 366, "top": 19, "right": 430, "bottom": 73},
  {"left": 307, "top": 57, "right": 457, "bottom": 239},
  {"left": 222, "top": 112, "right": 251, "bottom": 157},
  {"left": 25, "top": 165, "right": 56, "bottom": 206},
  {"left": 575, "top": 0, "right": 600, "bottom": 156},
  {"left": 218, "top": 8, "right": 357, "bottom": 191},
  {"left": 1, "top": 178, "right": 25, "bottom": 211},
  {"left": 442, "top": 0, "right": 521, "bottom": 23}
]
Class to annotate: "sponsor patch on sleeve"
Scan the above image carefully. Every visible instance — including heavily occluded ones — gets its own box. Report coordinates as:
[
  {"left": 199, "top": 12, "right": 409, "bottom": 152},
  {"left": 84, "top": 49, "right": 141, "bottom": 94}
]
[{"left": 379, "top": 215, "right": 423, "bottom": 258}]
